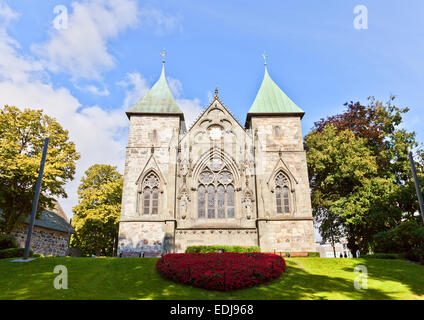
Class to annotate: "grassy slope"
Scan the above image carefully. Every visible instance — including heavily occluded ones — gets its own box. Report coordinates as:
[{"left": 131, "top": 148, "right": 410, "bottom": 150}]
[{"left": 0, "top": 257, "right": 423, "bottom": 300}]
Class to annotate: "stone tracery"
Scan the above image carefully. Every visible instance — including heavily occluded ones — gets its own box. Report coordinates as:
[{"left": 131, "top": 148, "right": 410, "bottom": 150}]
[{"left": 197, "top": 162, "right": 235, "bottom": 219}]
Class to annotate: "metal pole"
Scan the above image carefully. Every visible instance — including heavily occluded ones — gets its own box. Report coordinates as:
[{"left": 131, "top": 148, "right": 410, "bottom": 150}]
[
  {"left": 407, "top": 147, "right": 424, "bottom": 224},
  {"left": 24, "top": 138, "right": 49, "bottom": 258}
]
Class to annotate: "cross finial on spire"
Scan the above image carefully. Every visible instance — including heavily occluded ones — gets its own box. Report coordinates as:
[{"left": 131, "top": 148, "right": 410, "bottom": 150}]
[
  {"left": 160, "top": 50, "right": 166, "bottom": 63},
  {"left": 262, "top": 51, "right": 267, "bottom": 66},
  {"left": 214, "top": 87, "right": 219, "bottom": 99}
]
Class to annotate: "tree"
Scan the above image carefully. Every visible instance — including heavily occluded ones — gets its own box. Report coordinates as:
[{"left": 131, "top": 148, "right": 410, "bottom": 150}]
[
  {"left": 316, "top": 209, "right": 344, "bottom": 258},
  {"left": 0, "top": 105, "right": 80, "bottom": 234},
  {"left": 305, "top": 125, "right": 379, "bottom": 256},
  {"left": 71, "top": 164, "right": 122, "bottom": 256},
  {"left": 306, "top": 96, "right": 423, "bottom": 255}
]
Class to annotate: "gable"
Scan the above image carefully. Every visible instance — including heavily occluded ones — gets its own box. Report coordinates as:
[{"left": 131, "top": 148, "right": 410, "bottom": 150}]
[{"left": 181, "top": 94, "right": 250, "bottom": 146}]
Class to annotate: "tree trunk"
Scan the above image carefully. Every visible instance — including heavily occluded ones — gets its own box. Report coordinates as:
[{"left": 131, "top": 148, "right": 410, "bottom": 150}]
[
  {"left": 347, "top": 235, "right": 359, "bottom": 258},
  {"left": 330, "top": 234, "right": 336, "bottom": 258}
]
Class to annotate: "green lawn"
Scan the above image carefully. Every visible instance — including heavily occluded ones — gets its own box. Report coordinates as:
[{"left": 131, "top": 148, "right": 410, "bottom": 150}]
[{"left": 0, "top": 257, "right": 423, "bottom": 300}]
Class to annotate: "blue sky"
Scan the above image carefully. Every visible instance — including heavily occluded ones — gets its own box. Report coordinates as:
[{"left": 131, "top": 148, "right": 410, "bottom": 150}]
[{"left": 1, "top": 0, "right": 424, "bottom": 217}]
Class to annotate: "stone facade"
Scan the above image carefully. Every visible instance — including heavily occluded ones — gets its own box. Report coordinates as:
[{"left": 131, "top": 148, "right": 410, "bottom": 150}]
[
  {"left": 12, "top": 225, "right": 70, "bottom": 256},
  {"left": 118, "top": 92, "right": 316, "bottom": 254}
]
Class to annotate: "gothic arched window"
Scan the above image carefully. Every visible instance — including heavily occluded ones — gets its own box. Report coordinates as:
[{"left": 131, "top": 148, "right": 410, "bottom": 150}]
[
  {"left": 140, "top": 172, "right": 160, "bottom": 215},
  {"left": 198, "top": 185, "right": 206, "bottom": 218},
  {"left": 275, "top": 172, "right": 291, "bottom": 215},
  {"left": 197, "top": 159, "right": 235, "bottom": 219}
]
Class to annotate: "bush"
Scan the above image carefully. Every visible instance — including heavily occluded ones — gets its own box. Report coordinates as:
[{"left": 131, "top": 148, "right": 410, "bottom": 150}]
[
  {"left": 0, "top": 234, "right": 17, "bottom": 250},
  {"left": 156, "top": 253, "right": 286, "bottom": 291},
  {"left": 307, "top": 252, "right": 320, "bottom": 257},
  {"left": 405, "top": 248, "right": 424, "bottom": 264},
  {"left": 185, "top": 245, "right": 260, "bottom": 253},
  {"left": 0, "top": 248, "right": 34, "bottom": 259},
  {"left": 362, "top": 253, "right": 402, "bottom": 260},
  {"left": 374, "top": 221, "right": 424, "bottom": 254}
]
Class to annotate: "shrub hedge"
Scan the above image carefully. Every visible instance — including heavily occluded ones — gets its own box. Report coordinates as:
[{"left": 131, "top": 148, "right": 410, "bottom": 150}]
[
  {"left": 185, "top": 245, "right": 260, "bottom": 253},
  {"left": 0, "top": 234, "right": 17, "bottom": 250},
  {"left": 0, "top": 248, "right": 34, "bottom": 259},
  {"left": 362, "top": 253, "right": 403, "bottom": 260},
  {"left": 306, "top": 252, "right": 320, "bottom": 257},
  {"left": 373, "top": 220, "right": 424, "bottom": 265}
]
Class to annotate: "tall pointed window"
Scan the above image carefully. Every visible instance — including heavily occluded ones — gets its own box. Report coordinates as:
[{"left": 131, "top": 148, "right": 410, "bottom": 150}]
[
  {"left": 227, "top": 185, "right": 235, "bottom": 218},
  {"left": 140, "top": 172, "right": 160, "bottom": 215},
  {"left": 275, "top": 172, "right": 291, "bottom": 215},
  {"left": 198, "top": 185, "right": 206, "bottom": 218},
  {"left": 207, "top": 185, "right": 215, "bottom": 218},
  {"left": 197, "top": 159, "right": 235, "bottom": 219}
]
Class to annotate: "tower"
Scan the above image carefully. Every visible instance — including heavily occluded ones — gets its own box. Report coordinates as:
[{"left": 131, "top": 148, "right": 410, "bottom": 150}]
[
  {"left": 118, "top": 57, "right": 316, "bottom": 255},
  {"left": 246, "top": 64, "right": 315, "bottom": 252},
  {"left": 118, "top": 61, "right": 184, "bottom": 255}
]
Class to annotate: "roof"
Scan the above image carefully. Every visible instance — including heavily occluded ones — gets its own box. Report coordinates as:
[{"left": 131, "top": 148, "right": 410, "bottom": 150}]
[
  {"left": 184, "top": 88, "right": 246, "bottom": 136},
  {"left": 23, "top": 209, "right": 76, "bottom": 234},
  {"left": 247, "top": 66, "right": 304, "bottom": 118},
  {"left": 1, "top": 201, "right": 75, "bottom": 234},
  {"left": 126, "top": 64, "right": 184, "bottom": 119}
]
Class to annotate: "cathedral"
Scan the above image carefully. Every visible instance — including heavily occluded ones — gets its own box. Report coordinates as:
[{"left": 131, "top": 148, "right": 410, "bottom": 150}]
[{"left": 118, "top": 59, "right": 316, "bottom": 254}]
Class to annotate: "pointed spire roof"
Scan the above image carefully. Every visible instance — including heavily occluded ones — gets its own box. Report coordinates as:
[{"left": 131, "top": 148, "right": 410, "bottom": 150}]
[
  {"left": 247, "top": 66, "right": 304, "bottom": 118},
  {"left": 126, "top": 63, "right": 184, "bottom": 119}
]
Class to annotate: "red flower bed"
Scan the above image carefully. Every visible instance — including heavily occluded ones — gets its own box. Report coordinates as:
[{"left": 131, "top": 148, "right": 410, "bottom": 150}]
[{"left": 156, "top": 252, "right": 286, "bottom": 291}]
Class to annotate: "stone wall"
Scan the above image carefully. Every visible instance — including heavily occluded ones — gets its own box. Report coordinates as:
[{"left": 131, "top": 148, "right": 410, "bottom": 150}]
[
  {"left": 118, "top": 221, "right": 168, "bottom": 254},
  {"left": 118, "top": 102, "right": 316, "bottom": 254},
  {"left": 258, "top": 220, "right": 315, "bottom": 252},
  {"left": 120, "top": 114, "right": 180, "bottom": 220},
  {"left": 175, "top": 228, "right": 257, "bottom": 253},
  {"left": 12, "top": 225, "right": 70, "bottom": 256},
  {"left": 250, "top": 115, "right": 316, "bottom": 252}
]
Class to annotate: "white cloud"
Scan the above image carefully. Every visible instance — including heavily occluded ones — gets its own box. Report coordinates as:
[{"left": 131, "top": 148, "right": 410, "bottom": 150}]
[
  {"left": 139, "top": 6, "right": 182, "bottom": 35},
  {"left": 167, "top": 77, "right": 183, "bottom": 98},
  {"left": 32, "top": 0, "right": 139, "bottom": 80},
  {"left": 117, "top": 72, "right": 150, "bottom": 109},
  {"left": 31, "top": 0, "right": 183, "bottom": 80},
  {"left": 176, "top": 98, "right": 203, "bottom": 128},
  {"left": 0, "top": 1, "right": 194, "bottom": 218},
  {"left": 167, "top": 76, "right": 203, "bottom": 126},
  {"left": 75, "top": 84, "right": 110, "bottom": 96},
  {"left": 0, "top": 2, "right": 128, "bottom": 217}
]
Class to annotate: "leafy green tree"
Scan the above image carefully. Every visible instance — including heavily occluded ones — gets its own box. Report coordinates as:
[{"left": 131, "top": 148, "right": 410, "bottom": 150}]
[
  {"left": 307, "top": 97, "right": 423, "bottom": 255},
  {"left": 312, "top": 97, "right": 421, "bottom": 217},
  {"left": 316, "top": 210, "right": 344, "bottom": 258},
  {"left": 305, "top": 125, "right": 379, "bottom": 255},
  {"left": 0, "top": 105, "right": 80, "bottom": 234},
  {"left": 71, "top": 164, "right": 122, "bottom": 256}
]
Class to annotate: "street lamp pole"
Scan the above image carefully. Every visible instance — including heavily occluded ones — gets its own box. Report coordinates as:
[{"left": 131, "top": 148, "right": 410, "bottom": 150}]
[
  {"left": 23, "top": 138, "right": 49, "bottom": 259},
  {"left": 407, "top": 147, "right": 424, "bottom": 224}
]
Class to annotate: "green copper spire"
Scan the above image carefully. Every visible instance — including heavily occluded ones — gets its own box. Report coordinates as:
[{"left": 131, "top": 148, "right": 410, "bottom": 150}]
[
  {"left": 247, "top": 65, "right": 304, "bottom": 117},
  {"left": 126, "top": 62, "right": 184, "bottom": 118}
]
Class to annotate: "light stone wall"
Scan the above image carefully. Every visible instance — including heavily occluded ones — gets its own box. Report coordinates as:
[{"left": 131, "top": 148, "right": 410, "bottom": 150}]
[
  {"left": 118, "top": 103, "right": 316, "bottom": 254},
  {"left": 118, "top": 222, "right": 166, "bottom": 253},
  {"left": 118, "top": 115, "right": 180, "bottom": 255},
  {"left": 251, "top": 116, "right": 315, "bottom": 252},
  {"left": 175, "top": 229, "right": 257, "bottom": 253},
  {"left": 258, "top": 220, "right": 315, "bottom": 252},
  {"left": 13, "top": 225, "right": 70, "bottom": 256},
  {"left": 177, "top": 99, "right": 256, "bottom": 231}
]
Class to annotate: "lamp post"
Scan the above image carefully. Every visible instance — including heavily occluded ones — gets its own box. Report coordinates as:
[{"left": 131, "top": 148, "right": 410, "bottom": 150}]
[
  {"left": 407, "top": 147, "right": 424, "bottom": 224},
  {"left": 23, "top": 138, "right": 49, "bottom": 259}
]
